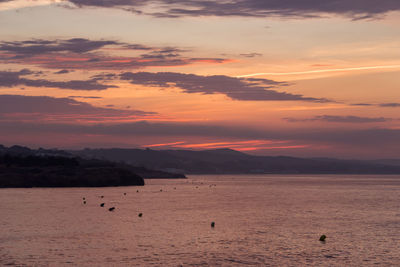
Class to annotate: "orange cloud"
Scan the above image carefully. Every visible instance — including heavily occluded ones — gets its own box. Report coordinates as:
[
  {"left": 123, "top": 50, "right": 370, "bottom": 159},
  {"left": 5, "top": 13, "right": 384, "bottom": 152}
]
[
  {"left": 239, "top": 145, "right": 309, "bottom": 151},
  {"left": 145, "top": 141, "right": 186, "bottom": 147},
  {"left": 143, "top": 139, "right": 291, "bottom": 150}
]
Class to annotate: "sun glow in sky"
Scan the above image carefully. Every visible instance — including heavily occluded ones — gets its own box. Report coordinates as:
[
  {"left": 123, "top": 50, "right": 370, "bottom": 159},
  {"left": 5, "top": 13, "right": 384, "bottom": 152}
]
[{"left": 1, "top": 0, "right": 400, "bottom": 158}]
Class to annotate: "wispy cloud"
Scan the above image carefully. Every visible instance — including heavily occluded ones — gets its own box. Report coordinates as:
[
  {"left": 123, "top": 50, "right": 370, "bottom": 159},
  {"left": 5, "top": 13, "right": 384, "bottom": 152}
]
[
  {"left": 379, "top": 103, "right": 400, "bottom": 108},
  {"left": 144, "top": 139, "right": 297, "bottom": 152},
  {"left": 64, "top": 0, "right": 400, "bottom": 20},
  {"left": 350, "top": 102, "right": 400, "bottom": 108},
  {"left": 239, "top": 53, "right": 262, "bottom": 58},
  {"left": 0, "top": 69, "right": 116, "bottom": 90},
  {"left": 0, "top": 38, "right": 229, "bottom": 70},
  {"left": 284, "top": 115, "right": 389, "bottom": 123},
  {"left": 54, "top": 69, "right": 72, "bottom": 74},
  {"left": 0, "top": 0, "right": 63, "bottom": 11},
  {"left": 0, "top": 94, "right": 156, "bottom": 123},
  {"left": 2, "top": 1, "right": 399, "bottom": 22},
  {"left": 237, "top": 64, "right": 400, "bottom": 78},
  {"left": 120, "top": 72, "right": 329, "bottom": 102}
]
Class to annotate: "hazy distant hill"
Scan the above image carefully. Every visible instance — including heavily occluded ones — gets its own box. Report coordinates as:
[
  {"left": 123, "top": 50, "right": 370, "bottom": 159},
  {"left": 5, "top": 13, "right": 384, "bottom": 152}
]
[
  {"left": 368, "top": 159, "right": 400, "bottom": 167},
  {"left": 71, "top": 148, "right": 400, "bottom": 174}
]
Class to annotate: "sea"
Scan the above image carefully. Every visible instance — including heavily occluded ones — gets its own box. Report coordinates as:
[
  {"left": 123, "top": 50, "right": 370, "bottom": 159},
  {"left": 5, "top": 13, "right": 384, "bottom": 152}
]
[{"left": 1, "top": 175, "right": 399, "bottom": 266}]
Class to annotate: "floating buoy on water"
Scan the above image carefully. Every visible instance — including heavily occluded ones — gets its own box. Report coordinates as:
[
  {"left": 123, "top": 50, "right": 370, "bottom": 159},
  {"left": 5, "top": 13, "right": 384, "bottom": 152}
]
[
  {"left": 109, "top": 207, "right": 115, "bottom": 211},
  {"left": 100, "top": 203, "right": 105, "bottom": 207},
  {"left": 211, "top": 222, "right": 215, "bottom": 228},
  {"left": 319, "top": 235, "right": 326, "bottom": 241},
  {"left": 138, "top": 213, "right": 143, "bottom": 217}
]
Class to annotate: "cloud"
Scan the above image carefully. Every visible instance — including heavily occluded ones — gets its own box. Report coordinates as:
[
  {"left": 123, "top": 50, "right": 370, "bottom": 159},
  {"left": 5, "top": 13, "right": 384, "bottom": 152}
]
[
  {"left": 2, "top": 0, "right": 398, "bottom": 20},
  {"left": 0, "top": 94, "right": 156, "bottom": 123},
  {"left": 54, "top": 69, "right": 71, "bottom": 74},
  {"left": 0, "top": 38, "right": 119, "bottom": 57},
  {"left": 349, "top": 102, "right": 400, "bottom": 108},
  {"left": 68, "top": 95, "right": 103, "bottom": 99},
  {"left": 237, "top": 64, "right": 400, "bottom": 78},
  {"left": 65, "top": 0, "right": 400, "bottom": 20},
  {"left": 0, "top": 38, "right": 229, "bottom": 70},
  {"left": 239, "top": 53, "right": 263, "bottom": 58},
  {"left": 120, "top": 71, "right": 329, "bottom": 102},
  {"left": 0, "top": 0, "right": 64, "bottom": 11},
  {"left": 284, "top": 115, "right": 389, "bottom": 123},
  {"left": 379, "top": 103, "right": 400, "bottom": 107},
  {"left": 350, "top": 103, "right": 374, "bottom": 106},
  {"left": 0, "top": 69, "right": 117, "bottom": 90}
]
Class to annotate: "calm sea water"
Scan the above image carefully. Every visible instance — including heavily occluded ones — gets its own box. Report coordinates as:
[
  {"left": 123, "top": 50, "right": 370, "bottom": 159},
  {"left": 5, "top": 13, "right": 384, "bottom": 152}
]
[{"left": 1, "top": 175, "right": 399, "bottom": 266}]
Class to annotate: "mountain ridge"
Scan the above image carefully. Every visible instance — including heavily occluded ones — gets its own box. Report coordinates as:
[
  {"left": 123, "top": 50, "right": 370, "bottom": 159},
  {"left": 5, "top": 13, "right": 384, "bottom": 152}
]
[{"left": 70, "top": 147, "right": 400, "bottom": 174}]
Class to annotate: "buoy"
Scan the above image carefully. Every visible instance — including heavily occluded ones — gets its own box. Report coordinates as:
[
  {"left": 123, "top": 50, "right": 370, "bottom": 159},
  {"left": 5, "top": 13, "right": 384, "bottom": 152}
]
[
  {"left": 100, "top": 203, "right": 105, "bottom": 207},
  {"left": 109, "top": 207, "right": 115, "bottom": 211},
  {"left": 100, "top": 195, "right": 104, "bottom": 198},
  {"left": 124, "top": 193, "right": 126, "bottom": 195},
  {"left": 83, "top": 201, "right": 86, "bottom": 204},
  {"left": 211, "top": 222, "right": 215, "bottom": 228},
  {"left": 136, "top": 190, "right": 139, "bottom": 193},
  {"left": 83, "top": 197, "right": 85, "bottom": 200},
  {"left": 319, "top": 235, "right": 326, "bottom": 241},
  {"left": 138, "top": 213, "right": 143, "bottom": 217}
]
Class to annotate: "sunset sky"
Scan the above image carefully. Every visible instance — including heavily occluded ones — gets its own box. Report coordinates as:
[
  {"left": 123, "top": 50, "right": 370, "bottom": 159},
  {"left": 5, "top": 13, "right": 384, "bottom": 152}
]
[{"left": 1, "top": 0, "right": 400, "bottom": 158}]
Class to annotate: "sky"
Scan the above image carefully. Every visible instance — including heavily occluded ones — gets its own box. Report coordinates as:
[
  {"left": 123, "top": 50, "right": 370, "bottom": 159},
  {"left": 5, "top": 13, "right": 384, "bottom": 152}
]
[{"left": 1, "top": 0, "right": 400, "bottom": 159}]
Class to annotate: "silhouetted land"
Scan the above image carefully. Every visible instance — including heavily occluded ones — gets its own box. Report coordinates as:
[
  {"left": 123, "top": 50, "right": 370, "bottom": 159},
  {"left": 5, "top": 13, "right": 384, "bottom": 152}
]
[
  {"left": 0, "top": 153, "right": 145, "bottom": 188},
  {"left": 72, "top": 147, "right": 400, "bottom": 174},
  {"left": 2, "top": 145, "right": 400, "bottom": 183},
  {"left": 0, "top": 145, "right": 185, "bottom": 184},
  {"left": 0, "top": 145, "right": 147, "bottom": 187}
]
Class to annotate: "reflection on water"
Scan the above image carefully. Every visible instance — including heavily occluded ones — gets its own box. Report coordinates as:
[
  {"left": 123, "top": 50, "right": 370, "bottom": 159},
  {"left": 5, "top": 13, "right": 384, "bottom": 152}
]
[{"left": 1, "top": 175, "right": 400, "bottom": 266}]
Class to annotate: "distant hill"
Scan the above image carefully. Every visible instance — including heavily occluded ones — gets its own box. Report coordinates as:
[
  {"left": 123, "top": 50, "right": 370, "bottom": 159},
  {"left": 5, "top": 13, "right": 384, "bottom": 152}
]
[
  {"left": 70, "top": 147, "right": 400, "bottom": 174},
  {"left": 368, "top": 159, "right": 400, "bottom": 167},
  {"left": 0, "top": 145, "right": 185, "bottom": 179}
]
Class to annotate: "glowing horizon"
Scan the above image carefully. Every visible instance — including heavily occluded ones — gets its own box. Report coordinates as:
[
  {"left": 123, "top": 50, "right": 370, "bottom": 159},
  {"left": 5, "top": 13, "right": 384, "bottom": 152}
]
[{"left": 1, "top": 1, "right": 400, "bottom": 158}]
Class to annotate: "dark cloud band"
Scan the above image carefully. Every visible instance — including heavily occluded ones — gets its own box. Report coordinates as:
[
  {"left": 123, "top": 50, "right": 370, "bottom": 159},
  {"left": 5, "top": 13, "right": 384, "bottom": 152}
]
[
  {"left": 0, "top": 38, "right": 228, "bottom": 70},
  {"left": 120, "top": 71, "right": 329, "bottom": 102},
  {"left": 66, "top": 0, "right": 400, "bottom": 20},
  {"left": 0, "top": 94, "right": 155, "bottom": 122},
  {"left": 284, "top": 115, "right": 389, "bottom": 123},
  {"left": 0, "top": 69, "right": 116, "bottom": 90}
]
